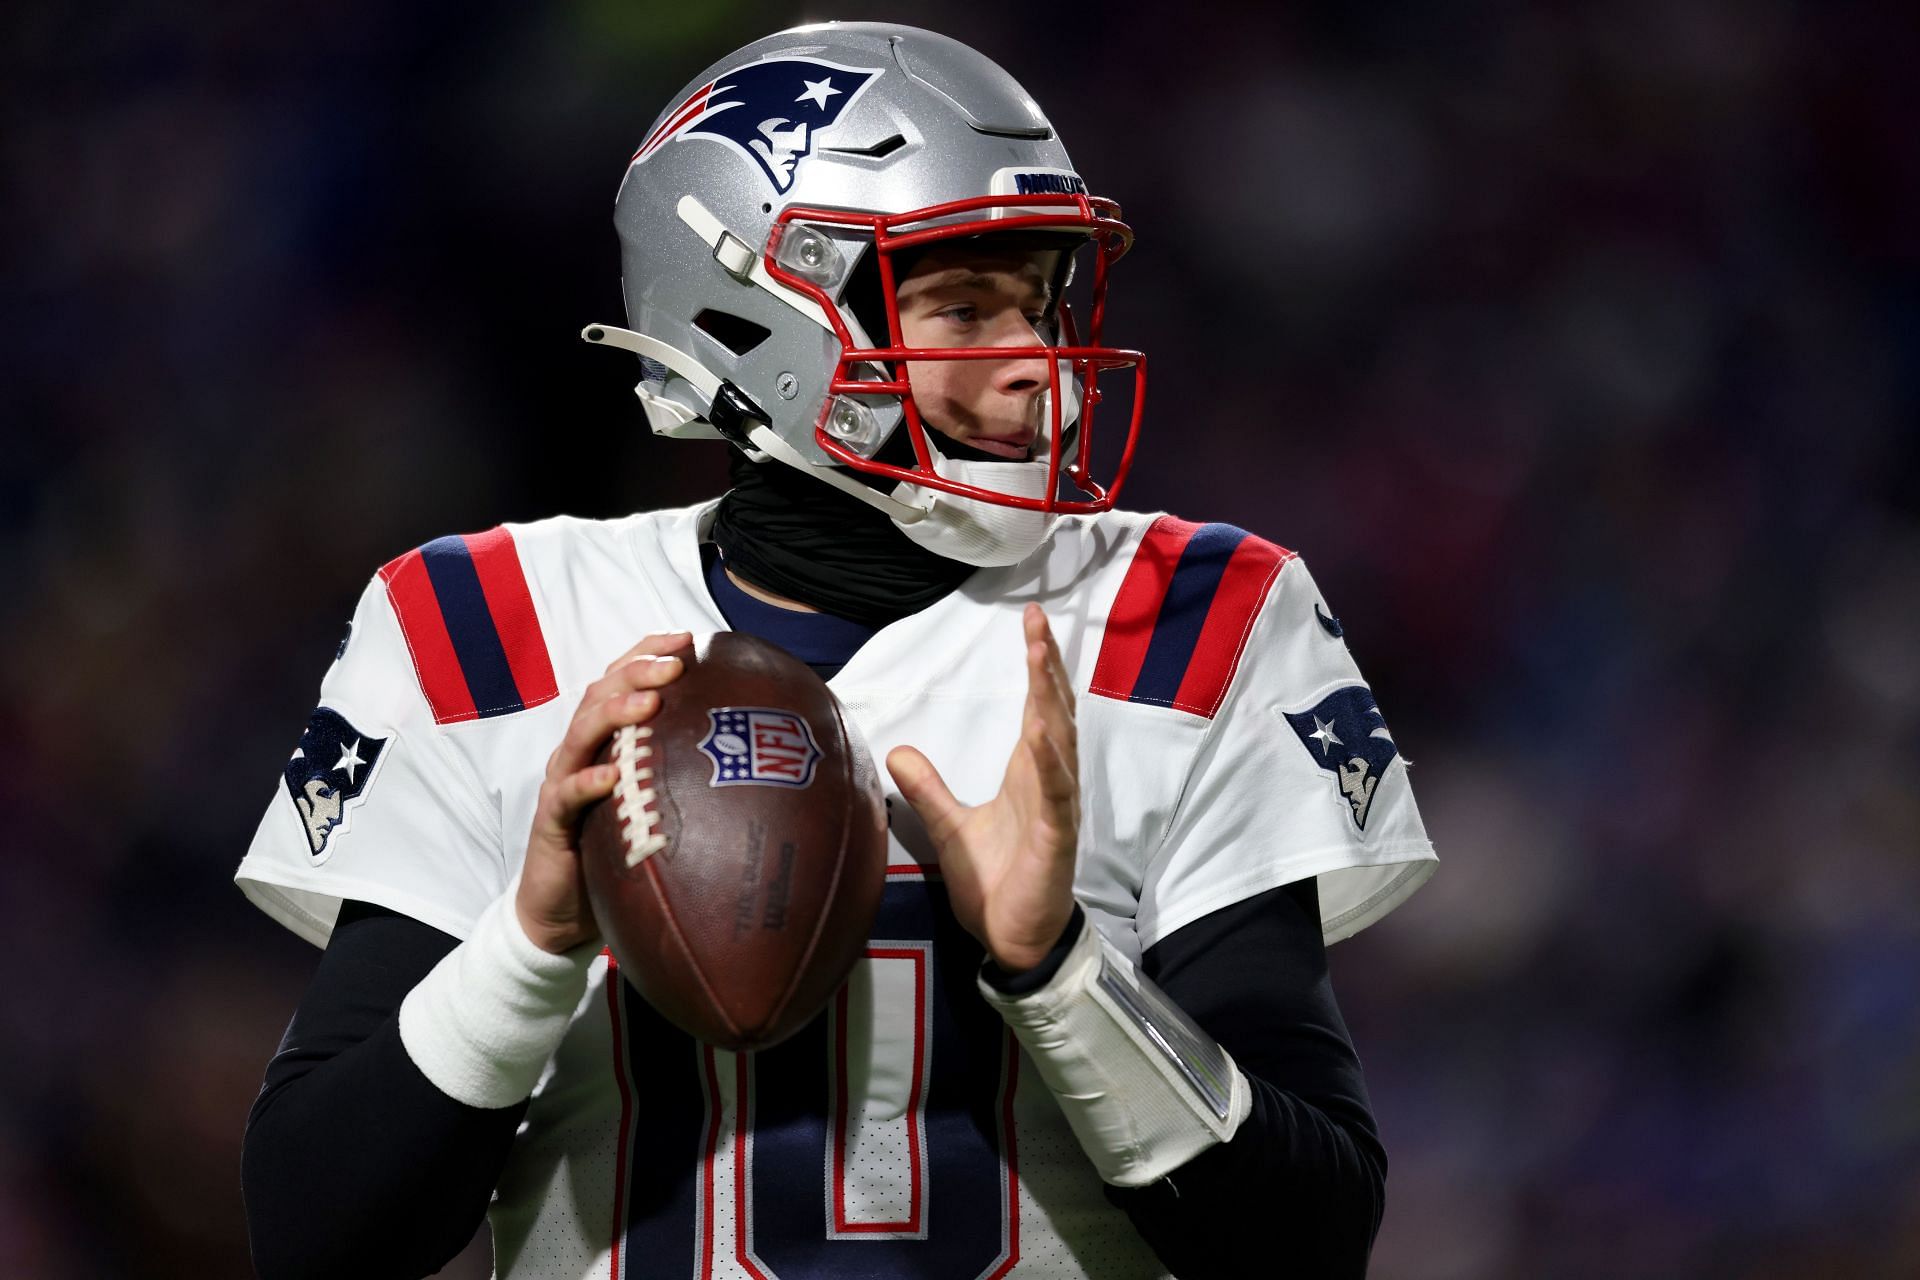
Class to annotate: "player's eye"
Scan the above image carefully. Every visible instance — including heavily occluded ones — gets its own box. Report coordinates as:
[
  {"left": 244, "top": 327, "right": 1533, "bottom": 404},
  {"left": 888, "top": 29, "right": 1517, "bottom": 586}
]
[{"left": 936, "top": 304, "right": 978, "bottom": 325}]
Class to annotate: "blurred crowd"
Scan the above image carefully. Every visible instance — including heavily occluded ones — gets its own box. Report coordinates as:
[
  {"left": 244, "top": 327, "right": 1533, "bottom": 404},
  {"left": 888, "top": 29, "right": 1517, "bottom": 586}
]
[{"left": 5, "top": 0, "right": 1916, "bottom": 1275}]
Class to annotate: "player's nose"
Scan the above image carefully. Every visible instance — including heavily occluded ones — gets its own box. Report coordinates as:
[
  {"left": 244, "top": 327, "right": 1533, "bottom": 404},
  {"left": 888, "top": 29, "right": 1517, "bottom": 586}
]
[{"left": 988, "top": 315, "right": 1051, "bottom": 396}]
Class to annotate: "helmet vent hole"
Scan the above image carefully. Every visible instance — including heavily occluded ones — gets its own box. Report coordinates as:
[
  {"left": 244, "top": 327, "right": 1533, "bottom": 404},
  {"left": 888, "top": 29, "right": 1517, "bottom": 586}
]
[
  {"left": 693, "top": 309, "right": 772, "bottom": 357},
  {"left": 823, "top": 133, "right": 907, "bottom": 159}
]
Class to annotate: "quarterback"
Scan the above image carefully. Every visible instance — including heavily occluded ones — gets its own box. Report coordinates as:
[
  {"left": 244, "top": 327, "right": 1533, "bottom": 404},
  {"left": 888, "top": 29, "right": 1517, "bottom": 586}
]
[{"left": 237, "top": 22, "right": 1435, "bottom": 1280}]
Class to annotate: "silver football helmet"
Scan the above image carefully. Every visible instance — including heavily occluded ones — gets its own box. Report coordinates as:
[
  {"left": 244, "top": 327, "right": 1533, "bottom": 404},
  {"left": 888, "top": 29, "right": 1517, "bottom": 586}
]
[{"left": 584, "top": 22, "right": 1145, "bottom": 565}]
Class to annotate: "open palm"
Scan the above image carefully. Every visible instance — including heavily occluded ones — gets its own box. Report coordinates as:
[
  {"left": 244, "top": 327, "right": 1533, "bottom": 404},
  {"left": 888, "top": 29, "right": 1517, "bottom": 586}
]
[{"left": 887, "top": 604, "right": 1081, "bottom": 973}]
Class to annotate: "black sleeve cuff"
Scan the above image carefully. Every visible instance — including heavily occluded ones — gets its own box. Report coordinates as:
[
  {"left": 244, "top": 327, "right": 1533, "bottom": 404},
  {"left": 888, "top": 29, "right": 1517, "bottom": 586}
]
[{"left": 979, "top": 904, "right": 1087, "bottom": 995}]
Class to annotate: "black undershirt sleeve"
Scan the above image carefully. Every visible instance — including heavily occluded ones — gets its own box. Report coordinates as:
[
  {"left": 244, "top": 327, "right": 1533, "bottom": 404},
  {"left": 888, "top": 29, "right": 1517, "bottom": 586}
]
[
  {"left": 1105, "top": 877, "right": 1386, "bottom": 1279},
  {"left": 241, "top": 901, "right": 524, "bottom": 1280}
]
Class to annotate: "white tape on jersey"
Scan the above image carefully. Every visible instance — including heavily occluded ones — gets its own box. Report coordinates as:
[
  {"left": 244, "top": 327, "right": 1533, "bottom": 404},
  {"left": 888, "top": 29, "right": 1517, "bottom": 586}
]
[
  {"left": 397, "top": 888, "right": 598, "bottom": 1110},
  {"left": 979, "top": 917, "right": 1252, "bottom": 1187}
]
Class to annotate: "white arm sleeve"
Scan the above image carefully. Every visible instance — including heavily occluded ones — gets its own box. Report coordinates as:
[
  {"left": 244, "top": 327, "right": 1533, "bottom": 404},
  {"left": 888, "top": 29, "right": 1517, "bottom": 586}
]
[
  {"left": 981, "top": 916, "right": 1252, "bottom": 1187},
  {"left": 235, "top": 574, "right": 508, "bottom": 946}
]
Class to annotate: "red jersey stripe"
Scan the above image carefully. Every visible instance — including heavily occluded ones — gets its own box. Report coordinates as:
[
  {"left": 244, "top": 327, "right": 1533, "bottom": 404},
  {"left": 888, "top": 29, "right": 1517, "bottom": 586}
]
[
  {"left": 463, "top": 527, "right": 560, "bottom": 713},
  {"left": 1089, "top": 516, "right": 1202, "bottom": 703},
  {"left": 377, "top": 548, "right": 478, "bottom": 724},
  {"left": 1170, "top": 535, "right": 1296, "bottom": 717}
]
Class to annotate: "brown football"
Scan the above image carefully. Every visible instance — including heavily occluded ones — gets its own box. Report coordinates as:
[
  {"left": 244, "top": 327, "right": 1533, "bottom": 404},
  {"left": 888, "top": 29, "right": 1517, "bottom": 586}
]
[{"left": 579, "top": 631, "right": 888, "bottom": 1051}]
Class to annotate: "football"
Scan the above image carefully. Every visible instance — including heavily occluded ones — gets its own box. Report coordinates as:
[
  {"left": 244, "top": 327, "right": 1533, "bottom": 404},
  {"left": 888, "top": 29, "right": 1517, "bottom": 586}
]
[{"left": 580, "top": 631, "right": 888, "bottom": 1051}]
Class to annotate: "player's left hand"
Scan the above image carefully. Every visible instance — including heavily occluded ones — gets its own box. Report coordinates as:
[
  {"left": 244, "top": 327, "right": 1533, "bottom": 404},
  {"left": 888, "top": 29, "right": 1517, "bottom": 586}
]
[{"left": 888, "top": 603, "right": 1080, "bottom": 973}]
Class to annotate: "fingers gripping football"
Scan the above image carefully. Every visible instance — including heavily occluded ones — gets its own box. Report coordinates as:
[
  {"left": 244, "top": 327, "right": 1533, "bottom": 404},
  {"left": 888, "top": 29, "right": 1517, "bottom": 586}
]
[{"left": 516, "top": 632, "right": 691, "bottom": 954}]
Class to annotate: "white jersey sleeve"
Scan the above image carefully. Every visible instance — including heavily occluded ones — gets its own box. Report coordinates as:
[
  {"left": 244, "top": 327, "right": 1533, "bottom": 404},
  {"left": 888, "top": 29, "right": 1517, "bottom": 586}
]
[
  {"left": 235, "top": 568, "right": 509, "bottom": 947},
  {"left": 1132, "top": 550, "right": 1436, "bottom": 948},
  {"left": 1069, "top": 515, "right": 1434, "bottom": 953}
]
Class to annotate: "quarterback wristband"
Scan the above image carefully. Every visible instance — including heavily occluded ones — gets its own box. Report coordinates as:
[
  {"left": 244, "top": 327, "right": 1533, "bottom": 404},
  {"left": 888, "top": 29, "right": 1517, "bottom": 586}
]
[
  {"left": 979, "top": 916, "right": 1252, "bottom": 1188},
  {"left": 398, "top": 888, "right": 598, "bottom": 1109}
]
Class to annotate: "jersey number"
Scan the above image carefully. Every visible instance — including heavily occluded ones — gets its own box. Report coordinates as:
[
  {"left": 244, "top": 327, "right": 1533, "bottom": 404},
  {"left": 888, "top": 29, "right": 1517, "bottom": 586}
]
[{"left": 608, "top": 875, "right": 1021, "bottom": 1279}]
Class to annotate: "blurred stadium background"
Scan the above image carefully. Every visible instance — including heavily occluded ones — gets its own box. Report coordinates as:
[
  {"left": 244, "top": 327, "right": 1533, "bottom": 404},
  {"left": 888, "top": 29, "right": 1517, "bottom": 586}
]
[{"left": 5, "top": 0, "right": 1917, "bottom": 1275}]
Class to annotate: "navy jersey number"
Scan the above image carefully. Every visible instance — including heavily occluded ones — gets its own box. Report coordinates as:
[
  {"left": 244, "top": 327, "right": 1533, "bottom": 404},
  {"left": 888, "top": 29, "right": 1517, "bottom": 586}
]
[{"left": 609, "top": 874, "right": 1022, "bottom": 1279}]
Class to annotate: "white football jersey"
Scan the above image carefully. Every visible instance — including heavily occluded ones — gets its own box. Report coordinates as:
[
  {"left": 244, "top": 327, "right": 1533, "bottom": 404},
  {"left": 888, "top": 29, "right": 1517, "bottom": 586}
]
[{"left": 238, "top": 501, "right": 1435, "bottom": 1280}]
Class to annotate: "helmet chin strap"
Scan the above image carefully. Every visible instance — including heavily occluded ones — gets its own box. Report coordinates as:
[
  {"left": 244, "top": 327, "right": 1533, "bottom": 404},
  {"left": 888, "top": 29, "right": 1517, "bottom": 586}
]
[
  {"left": 580, "top": 322, "right": 930, "bottom": 526},
  {"left": 741, "top": 423, "right": 932, "bottom": 526},
  {"left": 675, "top": 194, "right": 834, "bottom": 329}
]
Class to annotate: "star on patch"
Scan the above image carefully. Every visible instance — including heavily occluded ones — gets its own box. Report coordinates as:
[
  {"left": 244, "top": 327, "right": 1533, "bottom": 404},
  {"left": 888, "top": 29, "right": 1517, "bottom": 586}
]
[{"left": 1307, "top": 716, "right": 1343, "bottom": 755}]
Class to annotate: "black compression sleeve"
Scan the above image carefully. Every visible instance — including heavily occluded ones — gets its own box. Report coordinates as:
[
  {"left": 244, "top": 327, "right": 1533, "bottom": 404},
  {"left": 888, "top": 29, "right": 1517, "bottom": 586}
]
[
  {"left": 242, "top": 902, "right": 527, "bottom": 1280},
  {"left": 978, "top": 904, "right": 1086, "bottom": 994},
  {"left": 1105, "top": 878, "right": 1385, "bottom": 1279}
]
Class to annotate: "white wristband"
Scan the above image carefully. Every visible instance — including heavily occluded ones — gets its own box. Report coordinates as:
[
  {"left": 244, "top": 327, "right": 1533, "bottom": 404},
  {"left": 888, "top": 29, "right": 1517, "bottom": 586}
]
[
  {"left": 397, "top": 889, "right": 598, "bottom": 1109},
  {"left": 979, "top": 917, "right": 1252, "bottom": 1187}
]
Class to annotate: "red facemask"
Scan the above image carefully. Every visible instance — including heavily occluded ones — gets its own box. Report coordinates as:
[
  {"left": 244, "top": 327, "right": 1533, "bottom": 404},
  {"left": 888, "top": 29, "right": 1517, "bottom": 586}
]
[{"left": 761, "top": 192, "right": 1146, "bottom": 514}]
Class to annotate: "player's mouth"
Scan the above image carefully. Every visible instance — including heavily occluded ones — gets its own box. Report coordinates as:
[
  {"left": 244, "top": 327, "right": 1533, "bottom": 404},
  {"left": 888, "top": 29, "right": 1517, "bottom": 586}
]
[{"left": 968, "top": 433, "right": 1034, "bottom": 459}]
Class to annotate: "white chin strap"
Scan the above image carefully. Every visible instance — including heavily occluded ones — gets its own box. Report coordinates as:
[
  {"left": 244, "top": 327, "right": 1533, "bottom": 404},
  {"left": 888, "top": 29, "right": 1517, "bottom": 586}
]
[
  {"left": 890, "top": 451, "right": 1060, "bottom": 567},
  {"left": 581, "top": 322, "right": 1067, "bottom": 567},
  {"left": 583, "top": 321, "right": 1068, "bottom": 567},
  {"left": 582, "top": 322, "right": 927, "bottom": 527}
]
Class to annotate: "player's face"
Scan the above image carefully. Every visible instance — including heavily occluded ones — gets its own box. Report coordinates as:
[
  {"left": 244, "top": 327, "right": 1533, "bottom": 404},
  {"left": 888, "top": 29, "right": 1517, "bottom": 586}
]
[{"left": 894, "top": 246, "right": 1056, "bottom": 459}]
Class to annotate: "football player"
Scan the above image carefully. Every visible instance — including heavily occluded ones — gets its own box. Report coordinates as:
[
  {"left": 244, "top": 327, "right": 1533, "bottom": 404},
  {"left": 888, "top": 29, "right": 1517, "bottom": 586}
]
[{"left": 238, "top": 22, "right": 1435, "bottom": 1280}]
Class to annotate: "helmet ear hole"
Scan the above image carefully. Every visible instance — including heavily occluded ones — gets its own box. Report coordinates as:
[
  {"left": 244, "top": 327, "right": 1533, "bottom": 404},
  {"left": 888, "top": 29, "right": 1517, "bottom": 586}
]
[{"left": 693, "top": 309, "right": 773, "bottom": 356}]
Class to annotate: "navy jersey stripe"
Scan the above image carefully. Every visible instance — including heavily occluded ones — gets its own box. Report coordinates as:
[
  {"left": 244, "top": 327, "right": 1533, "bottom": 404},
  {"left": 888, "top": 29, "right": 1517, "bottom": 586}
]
[
  {"left": 418, "top": 535, "right": 526, "bottom": 717},
  {"left": 1129, "top": 524, "right": 1249, "bottom": 706},
  {"left": 610, "top": 983, "right": 706, "bottom": 1276}
]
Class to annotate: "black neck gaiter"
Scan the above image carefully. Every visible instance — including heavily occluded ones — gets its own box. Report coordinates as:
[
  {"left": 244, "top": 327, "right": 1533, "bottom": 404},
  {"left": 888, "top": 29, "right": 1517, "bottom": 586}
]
[{"left": 709, "top": 450, "right": 977, "bottom": 627}]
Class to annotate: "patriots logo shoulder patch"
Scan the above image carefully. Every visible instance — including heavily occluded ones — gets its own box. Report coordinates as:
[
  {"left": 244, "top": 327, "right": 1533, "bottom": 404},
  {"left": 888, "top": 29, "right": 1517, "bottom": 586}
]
[
  {"left": 629, "top": 55, "right": 884, "bottom": 193},
  {"left": 1282, "top": 687, "right": 1398, "bottom": 831},
  {"left": 283, "top": 708, "right": 388, "bottom": 860},
  {"left": 699, "top": 707, "right": 821, "bottom": 788}
]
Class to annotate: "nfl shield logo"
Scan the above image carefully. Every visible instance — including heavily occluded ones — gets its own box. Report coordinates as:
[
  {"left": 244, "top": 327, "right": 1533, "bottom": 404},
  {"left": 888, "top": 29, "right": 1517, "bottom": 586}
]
[{"left": 699, "top": 707, "right": 822, "bottom": 789}]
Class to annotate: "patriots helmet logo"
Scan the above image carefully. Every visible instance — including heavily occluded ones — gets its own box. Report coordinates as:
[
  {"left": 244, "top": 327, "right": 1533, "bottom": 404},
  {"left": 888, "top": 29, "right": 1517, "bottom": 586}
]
[
  {"left": 283, "top": 708, "right": 388, "bottom": 860},
  {"left": 1283, "top": 687, "right": 1400, "bottom": 831},
  {"left": 629, "top": 56, "right": 883, "bottom": 194}
]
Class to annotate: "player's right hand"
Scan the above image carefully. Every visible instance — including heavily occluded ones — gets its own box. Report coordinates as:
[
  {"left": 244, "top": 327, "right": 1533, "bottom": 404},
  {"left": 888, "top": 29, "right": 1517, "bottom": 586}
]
[{"left": 516, "top": 632, "right": 692, "bottom": 954}]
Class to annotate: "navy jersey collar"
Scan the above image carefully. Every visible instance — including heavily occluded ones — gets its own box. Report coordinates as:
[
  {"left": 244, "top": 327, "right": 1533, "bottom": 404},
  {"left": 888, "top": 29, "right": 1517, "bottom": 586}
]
[{"left": 702, "top": 546, "right": 878, "bottom": 677}]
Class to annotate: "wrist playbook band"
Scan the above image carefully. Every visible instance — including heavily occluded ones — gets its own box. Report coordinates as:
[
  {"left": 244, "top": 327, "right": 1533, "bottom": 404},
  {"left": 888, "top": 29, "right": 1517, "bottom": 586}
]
[
  {"left": 397, "top": 888, "right": 599, "bottom": 1109},
  {"left": 979, "top": 916, "right": 1252, "bottom": 1187}
]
